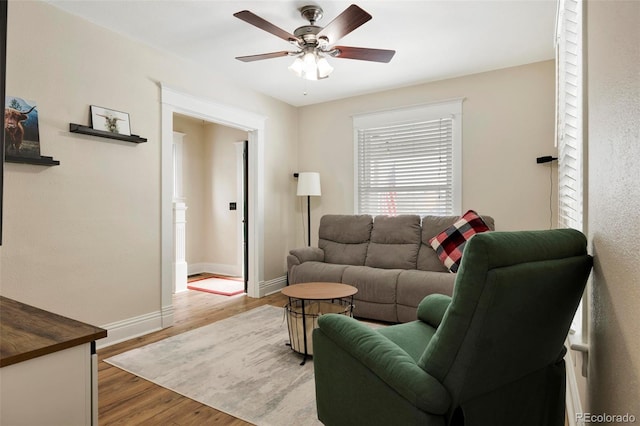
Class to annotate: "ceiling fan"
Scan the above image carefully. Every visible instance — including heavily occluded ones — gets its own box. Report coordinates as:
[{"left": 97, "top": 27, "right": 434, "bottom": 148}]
[{"left": 233, "top": 4, "right": 395, "bottom": 81}]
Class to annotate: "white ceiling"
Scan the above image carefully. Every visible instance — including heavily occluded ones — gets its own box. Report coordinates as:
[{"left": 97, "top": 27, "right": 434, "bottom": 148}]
[{"left": 46, "top": 0, "right": 557, "bottom": 107}]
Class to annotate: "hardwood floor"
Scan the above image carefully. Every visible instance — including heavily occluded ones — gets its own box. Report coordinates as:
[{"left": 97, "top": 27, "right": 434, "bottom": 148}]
[{"left": 98, "top": 290, "right": 288, "bottom": 425}]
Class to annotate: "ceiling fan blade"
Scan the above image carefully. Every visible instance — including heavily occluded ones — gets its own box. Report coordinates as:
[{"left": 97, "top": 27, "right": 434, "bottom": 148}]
[
  {"left": 332, "top": 46, "right": 396, "bottom": 63},
  {"left": 234, "top": 10, "right": 298, "bottom": 43},
  {"left": 235, "top": 51, "right": 294, "bottom": 62},
  {"left": 317, "top": 5, "right": 372, "bottom": 44}
]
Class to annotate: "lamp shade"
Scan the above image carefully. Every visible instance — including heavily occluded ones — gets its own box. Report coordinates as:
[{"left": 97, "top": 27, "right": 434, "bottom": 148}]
[{"left": 297, "top": 172, "right": 322, "bottom": 196}]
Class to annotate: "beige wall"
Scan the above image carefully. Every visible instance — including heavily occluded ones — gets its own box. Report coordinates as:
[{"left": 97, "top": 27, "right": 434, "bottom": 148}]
[
  {"left": 297, "top": 60, "right": 557, "bottom": 245},
  {"left": 173, "top": 116, "right": 245, "bottom": 275},
  {"left": 586, "top": 0, "right": 640, "bottom": 415},
  {"left": 203, "top": 124, "right": 246, "bottom": 270},
  {"left": 0, "top": 1, "right": 298, "bottom": 326}
]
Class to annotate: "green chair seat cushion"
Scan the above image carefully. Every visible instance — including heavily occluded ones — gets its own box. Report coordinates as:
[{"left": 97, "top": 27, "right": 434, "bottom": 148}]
[{"left": 377, "top": 320, "right": 436, "bottom": 362}]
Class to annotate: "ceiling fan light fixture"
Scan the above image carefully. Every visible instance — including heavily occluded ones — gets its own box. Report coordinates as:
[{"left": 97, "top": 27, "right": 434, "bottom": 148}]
[
  {"left": 288, "top": 54, "right": 317, "bottom": 80},
  {"left": 288, "top": 50, "right": 333, "bottom": 81},
  {"left": 316, "top": 56, "right": 333, "bottom": 79},
  {"left": 301, "top": 51, "right": 318, "bottom": 80},
  {"left": 288, "top": 56, "right": 304, "bottom": 76}
]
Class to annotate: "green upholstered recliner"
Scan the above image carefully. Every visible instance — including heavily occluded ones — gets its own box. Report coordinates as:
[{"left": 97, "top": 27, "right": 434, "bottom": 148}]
[{"left": 312, "top": 229, "right": 592, "bottom": 426}]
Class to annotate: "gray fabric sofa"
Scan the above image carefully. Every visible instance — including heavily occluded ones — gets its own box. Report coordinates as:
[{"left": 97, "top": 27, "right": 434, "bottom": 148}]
[{"left": 286, "top": 214, "right": 495, "bottom": 323}]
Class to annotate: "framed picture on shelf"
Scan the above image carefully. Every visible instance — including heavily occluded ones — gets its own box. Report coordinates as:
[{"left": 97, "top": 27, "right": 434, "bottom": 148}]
[
  {"left": 90, "top": 105, "right": 131, "bottom": 136},
  {"left": 5, "top": 96, "right": 41, "bottom": 159}
]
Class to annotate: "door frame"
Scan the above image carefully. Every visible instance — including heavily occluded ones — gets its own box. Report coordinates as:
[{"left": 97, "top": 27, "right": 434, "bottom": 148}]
[
  {"left": 234, "top": 140, "right": 249, "bottom": 292},
  {"left": 160, "top": 84, "right": 265, "bottom": 327}
]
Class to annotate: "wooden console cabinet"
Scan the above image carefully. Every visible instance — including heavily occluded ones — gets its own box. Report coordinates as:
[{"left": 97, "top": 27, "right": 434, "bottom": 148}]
[{"left": 0, "top": 296, "right": 107, "bottom": 425}]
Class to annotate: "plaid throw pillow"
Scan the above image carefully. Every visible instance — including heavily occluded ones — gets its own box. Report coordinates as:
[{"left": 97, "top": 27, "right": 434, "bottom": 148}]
[{"left": 429, "top": 210, "right": 490, "bottom": 273}]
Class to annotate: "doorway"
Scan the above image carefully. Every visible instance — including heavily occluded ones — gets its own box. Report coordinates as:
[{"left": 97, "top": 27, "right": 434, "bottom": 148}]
[
  {"left": 160, "top": 85, "right": 266, "bottom": 329},
  {"left": 172, "top": 117, "right": 248, "bottom": 293}
]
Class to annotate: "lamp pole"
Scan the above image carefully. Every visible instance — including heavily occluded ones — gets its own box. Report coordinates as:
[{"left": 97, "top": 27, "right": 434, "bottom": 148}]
[{"left": 307, "top": 195, "right": 311, "bottom": 247}]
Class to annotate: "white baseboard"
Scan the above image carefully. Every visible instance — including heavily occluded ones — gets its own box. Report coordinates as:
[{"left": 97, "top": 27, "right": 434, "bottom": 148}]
[
  {"left": 260, "top": 275, "right": 287, "bottom": 297},
  {"left": 97, "top": 276, "right": 286, "bottom": 350},
  {"left": 161, "top": 304, "right": 174, "bottom": 329},
  {"left": 188, "top": 262, "right": 241, "bottom": 277},
  {"left": 96, "top": 311, "right": 163, "bottom": 350}
]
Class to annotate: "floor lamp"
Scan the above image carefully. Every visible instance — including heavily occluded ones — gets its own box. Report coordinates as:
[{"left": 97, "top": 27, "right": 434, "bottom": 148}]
[{"left": 296, "top": 172, "right": 322, "bottom": 246}]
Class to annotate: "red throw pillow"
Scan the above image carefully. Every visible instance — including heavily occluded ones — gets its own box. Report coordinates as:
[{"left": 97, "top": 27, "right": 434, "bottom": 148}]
[{"left": 429, "top": 210, "right": 490, "bottom": 272}]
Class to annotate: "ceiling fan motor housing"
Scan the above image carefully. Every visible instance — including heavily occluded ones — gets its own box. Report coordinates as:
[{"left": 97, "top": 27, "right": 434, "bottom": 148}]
[
  {"left": 295, "top": 6, "right": 326, "bottom": 47},
  {"left": 300, "top": 5, "right": 323, "bottom": 24},
  {"left": 294, "top": 25, "right": 322, "bottom": 45}
]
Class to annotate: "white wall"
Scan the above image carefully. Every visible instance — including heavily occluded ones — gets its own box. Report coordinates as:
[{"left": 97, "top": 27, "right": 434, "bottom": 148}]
[
  {"left": 586, "top": 0, "right": 640, "bottom": 414},
  {"left": 0, "top": 1, "right": 298, "bottom": 328},
  {"left": 296, "top": 60, "right": 557, "bottom": 245}
]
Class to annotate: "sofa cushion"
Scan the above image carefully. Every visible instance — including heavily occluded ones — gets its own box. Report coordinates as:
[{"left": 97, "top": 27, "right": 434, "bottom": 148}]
[
  {"left": 417, "top": 214, "right": 495, "bottom": 272},
  {"left": 429, "top": 210, "right": 491, "bottom": 272},
  {"left": 319, "top": 215, "right": 373, "bottom": 265},
  {"left": 365, "top": 215, "right": 421, "bottom": 269},
  {"left": 342, "top": 266, "right": 401, "bottom": 322}
]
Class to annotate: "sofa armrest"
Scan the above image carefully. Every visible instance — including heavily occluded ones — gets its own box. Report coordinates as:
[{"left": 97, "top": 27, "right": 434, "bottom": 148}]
[
  {"left": 417, "top": 294, "right": 452, "bottom": 328},
  {"left": 315, "top": 314, "right": 451, "bottom": 414},
  {"left": 289, "top": 247, "right": 324, "bottom": 263}
]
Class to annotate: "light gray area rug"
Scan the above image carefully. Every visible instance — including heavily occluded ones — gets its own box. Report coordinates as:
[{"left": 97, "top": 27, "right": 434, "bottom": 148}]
[{"left": 105, "top": 305, "right": 321, "bottom": 426}]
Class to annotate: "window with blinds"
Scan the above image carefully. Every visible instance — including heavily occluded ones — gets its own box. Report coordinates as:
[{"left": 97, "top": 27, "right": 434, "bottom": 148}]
[
  {"left": 556, "top": 0, "right": 584, "bottom": 231},
  {"left": 556, "top": 0, "right": 588, "bottom": 362},
  {"left": 354, "top": 100, "right": 462, "bottom": 216}
]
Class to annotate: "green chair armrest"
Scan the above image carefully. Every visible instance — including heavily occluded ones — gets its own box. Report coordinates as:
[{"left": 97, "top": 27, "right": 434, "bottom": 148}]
[
  {"left": 316, "top": 314, "right": 451, "bottom": 414},
  {"left": 417, "top": 294, "right": 452, "bottom": 328}
]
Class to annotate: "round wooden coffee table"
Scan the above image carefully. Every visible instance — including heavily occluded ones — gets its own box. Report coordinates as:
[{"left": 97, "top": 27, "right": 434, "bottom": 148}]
[{"left": 282, "top": 282, "right": 357, "bottom": 365}]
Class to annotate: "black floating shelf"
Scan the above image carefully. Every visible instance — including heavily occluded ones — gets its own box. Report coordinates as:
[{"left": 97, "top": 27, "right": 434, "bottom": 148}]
[
  {"left": 5, "top": 155, "right": 60, "bottom": 166},
  {"left": 69, "top": 123, "right": 147, "bottom": 143}
]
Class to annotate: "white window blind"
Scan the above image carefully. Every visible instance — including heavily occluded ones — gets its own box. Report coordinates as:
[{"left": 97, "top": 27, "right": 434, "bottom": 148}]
[
  {"left": 556, "top": 0, "right": 588, "bottom": 375},
  {"left": 556, "top": 0, "right": 584, "bottom": 231},
  {"left": 354, "top": 100, "right": 462, "bottom": 216}
]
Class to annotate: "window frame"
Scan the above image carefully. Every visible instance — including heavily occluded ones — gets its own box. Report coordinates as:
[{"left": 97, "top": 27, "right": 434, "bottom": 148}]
[
  {"left": 353, "top": 99, "right": 463, "bottom": 216},
  {"left": 556, "top": 0, "right": 586, "bottom": 233},
  {"left": 556, "top": 0, "right": 589, "bottom": 394}
]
